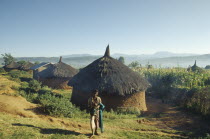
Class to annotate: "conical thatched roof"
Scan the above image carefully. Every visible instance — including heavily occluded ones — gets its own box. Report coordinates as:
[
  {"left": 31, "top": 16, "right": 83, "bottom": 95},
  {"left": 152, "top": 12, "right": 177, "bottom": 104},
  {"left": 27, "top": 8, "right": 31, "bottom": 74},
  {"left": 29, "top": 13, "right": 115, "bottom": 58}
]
[
  {"left": 68, "top": 45, "right": 149, "bottom": 96},
  {"left": 38, "top": 57, "right": 78, "bottom": 78},
  {"left": 188, "top": 60, "right": 203, "bottom": 72},
  {"left": 19, "top": 62, "right": 35, "bottom": 70},
  {"left": 4, "top": 61, "right": 20, "bottom": 69}
]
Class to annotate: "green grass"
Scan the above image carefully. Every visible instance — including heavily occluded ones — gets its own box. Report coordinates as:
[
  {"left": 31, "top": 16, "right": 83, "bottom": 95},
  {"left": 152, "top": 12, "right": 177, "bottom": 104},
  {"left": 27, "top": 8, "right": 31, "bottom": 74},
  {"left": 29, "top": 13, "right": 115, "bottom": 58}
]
[
  {"left": 0, "top": 112, "right": 185, "bottom": 139},
  {"left": 1, "top": 68, "right": 210, "bottom": 138}
]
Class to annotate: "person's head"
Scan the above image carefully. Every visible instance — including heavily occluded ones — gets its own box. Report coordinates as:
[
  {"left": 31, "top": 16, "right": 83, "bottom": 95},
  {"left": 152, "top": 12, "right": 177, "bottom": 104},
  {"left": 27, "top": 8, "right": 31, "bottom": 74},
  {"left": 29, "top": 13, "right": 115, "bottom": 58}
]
[{"left": 91, "top": 89, "right": 98, "bottom": 97}]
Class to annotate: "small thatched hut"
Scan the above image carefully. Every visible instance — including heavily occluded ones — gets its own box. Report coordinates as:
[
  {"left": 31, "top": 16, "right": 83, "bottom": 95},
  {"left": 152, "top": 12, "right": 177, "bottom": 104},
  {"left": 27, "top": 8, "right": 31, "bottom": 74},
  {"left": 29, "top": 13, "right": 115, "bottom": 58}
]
[
  {"left": 68, "top": 46, "right": 150, "bottom": 111},
  {"left": 19, "top": 62, "right": 35, "bottom": 71},
  {"left": 187, "top": 60, "right": 203, "bottom": 72},
  {"left": 3, "top": 61, "right": 20, "bottom": 72},
  {"left": 31, "top": 57, "right": 78, "bottom": 89}
]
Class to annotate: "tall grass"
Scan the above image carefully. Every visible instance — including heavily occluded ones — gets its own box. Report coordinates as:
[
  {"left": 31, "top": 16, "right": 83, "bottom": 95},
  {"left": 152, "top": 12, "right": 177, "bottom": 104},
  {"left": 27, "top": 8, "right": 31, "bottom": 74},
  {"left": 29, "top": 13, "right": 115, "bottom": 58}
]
[{"left": 136, "top": 67, "right": 210, "bottom": 117}]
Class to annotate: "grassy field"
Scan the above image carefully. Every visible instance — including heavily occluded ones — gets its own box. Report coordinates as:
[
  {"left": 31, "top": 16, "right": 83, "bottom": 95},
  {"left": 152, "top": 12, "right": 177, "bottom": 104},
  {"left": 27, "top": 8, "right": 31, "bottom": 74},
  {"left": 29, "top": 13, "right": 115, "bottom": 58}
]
[
  {"left": 0, "top": 110, "right": 188, "bottom": 139},
  {"left": 0, "top": 69, "right": 210, "bottom": 139}
]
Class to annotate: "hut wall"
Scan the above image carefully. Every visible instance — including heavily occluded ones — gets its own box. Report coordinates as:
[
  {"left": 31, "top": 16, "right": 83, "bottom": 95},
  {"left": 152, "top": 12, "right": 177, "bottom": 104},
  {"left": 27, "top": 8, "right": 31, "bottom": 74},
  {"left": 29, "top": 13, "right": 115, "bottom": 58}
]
[
  {"left": 39, "top": 78, "right": 72, "bottom": 89},
  {"left": 101, "top": 91, "right": 147, "bottom": 111},
  {"left": 33, "top": 69, "right": 39, "bottom": 80},
  {"left": 71, "top": 89, "right": 147, "bottom": 111}
]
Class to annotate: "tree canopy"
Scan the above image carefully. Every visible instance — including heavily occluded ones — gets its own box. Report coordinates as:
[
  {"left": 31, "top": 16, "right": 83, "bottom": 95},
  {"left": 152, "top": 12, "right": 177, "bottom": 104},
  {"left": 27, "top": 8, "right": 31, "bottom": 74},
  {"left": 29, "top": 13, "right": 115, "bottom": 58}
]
[
  {"left": 1, "top": 53, "right": 15, "bottom": 66},
  {"left": 118, "top": 56, "right": 125, "bottom": 64}
]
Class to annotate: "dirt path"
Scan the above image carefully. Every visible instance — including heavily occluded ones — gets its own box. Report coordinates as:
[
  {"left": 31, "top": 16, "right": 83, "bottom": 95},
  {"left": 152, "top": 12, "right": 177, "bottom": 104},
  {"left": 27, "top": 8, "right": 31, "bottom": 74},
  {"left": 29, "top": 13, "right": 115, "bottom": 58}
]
[{"left": 145, "top": 97, "right": 210, "bottom": 137}]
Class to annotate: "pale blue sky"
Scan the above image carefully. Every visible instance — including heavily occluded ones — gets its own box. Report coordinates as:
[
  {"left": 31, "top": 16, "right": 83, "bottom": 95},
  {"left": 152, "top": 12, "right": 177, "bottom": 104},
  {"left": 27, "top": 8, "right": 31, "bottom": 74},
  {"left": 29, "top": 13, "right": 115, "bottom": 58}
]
[{"left": 0, "top": 0, "right": 210, "bottom": 57}]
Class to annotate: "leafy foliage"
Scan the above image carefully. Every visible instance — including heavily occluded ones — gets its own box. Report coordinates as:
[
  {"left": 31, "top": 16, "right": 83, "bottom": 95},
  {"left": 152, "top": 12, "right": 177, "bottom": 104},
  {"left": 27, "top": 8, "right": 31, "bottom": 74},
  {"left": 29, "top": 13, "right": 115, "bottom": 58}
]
[
  {"left": 0, "top": 68, "right": 5, "bottom": 73},
  {"left": 19, "top": 81, "right": 87, "bottom": 118},
  {"left": 17, "top": 60, "right": 27, "bottom": 66},
  {"left": 118, "top": 56, "right": 125, "bottom": 64},
  {"left": 128, "top": 61, "right": 140, "bottom": 68},
  {"left": 205, "top": 65, "right": 210, "bottom": 69},
  {"left": 136, "top": 67, "right": 210, "bottom": 117},
  {"left": 1, "top": 53, "right": 15, "bottom": 65},
  {"left": 28, "top": 79, "right": 41, "bottom": 91}
]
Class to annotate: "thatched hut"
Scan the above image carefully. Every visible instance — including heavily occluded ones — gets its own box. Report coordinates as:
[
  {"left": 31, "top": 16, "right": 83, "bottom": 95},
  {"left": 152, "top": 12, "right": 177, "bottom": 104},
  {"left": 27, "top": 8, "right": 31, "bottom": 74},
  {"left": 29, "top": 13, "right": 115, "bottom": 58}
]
[
  {"left": 68, "top": 46, "right": 149, "bottom": 111},
  {"left": 3, "top": 61, "right": 20, "bottom": 72},
  {"left": 31, "top": 57, "right": 78, "bottom": 89},
  {"left": 187, "top": 60, "right": 203, "bottom": 72},
  {"left": 19, "top": 62, "right": 35, "bottom": 71}
]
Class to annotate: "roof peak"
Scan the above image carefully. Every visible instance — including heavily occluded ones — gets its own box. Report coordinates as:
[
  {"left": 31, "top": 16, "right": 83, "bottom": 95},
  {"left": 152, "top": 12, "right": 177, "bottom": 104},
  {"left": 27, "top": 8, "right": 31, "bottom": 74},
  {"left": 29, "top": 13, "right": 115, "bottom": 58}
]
[
  {"left": 194, "top": 60, "right": 197, "bottom": 66},
  {"left": 104, "top": 44, "right": 110, "bottom": 57},
  {"left": 59, "top": 56, "right": 62, "bottom": 63}
]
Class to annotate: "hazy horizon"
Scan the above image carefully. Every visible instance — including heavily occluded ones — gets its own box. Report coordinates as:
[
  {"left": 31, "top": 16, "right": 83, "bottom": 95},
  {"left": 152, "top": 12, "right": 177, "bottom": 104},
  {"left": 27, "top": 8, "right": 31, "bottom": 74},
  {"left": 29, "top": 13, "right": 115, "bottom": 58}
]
[
  {"left": 1, "top": 0, "right": 210, "bottom": 57},
  {"left": 0, "top": 50, "right": 205, "bottom": 58}
]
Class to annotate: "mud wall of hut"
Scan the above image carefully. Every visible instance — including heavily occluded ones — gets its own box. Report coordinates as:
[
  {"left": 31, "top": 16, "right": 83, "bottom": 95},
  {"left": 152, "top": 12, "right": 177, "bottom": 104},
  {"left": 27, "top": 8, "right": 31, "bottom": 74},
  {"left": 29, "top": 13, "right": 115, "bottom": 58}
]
[
  {"left": 39, "top": 77, "right": 72, "bottom": 89},
  {"left": 71, "top": 89, "right": 147, "bottom": 111}
]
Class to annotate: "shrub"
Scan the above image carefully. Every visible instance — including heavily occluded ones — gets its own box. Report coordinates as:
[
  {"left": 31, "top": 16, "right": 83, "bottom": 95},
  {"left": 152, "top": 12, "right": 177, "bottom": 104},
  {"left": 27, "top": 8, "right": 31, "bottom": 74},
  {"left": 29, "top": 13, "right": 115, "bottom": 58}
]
[
  {"left": 205, "top": 65, "right": 210, "bottom": 70},
  {"left": 185, "top": 87, "right": 210, "bottom": 116},
  {"left": 28, "top": 80, "right": 41, "bottom": 92},
  {"left": 38, "top": 93, "right": 82, "bottom": 118},
  {"left": 11, "top": 85, "right": 19, "bottom": 91},
  {"left": 19, "top": 88, "right": 87, "bottom": 118},
  {"left": 0, "top": 68, "right": 5, "bottom": 73},
  {"left": 20, "top": 82, "right": 29, "bottom": 89},
  {"left": 8, "top": 70, "right": 20, "bottom": 78}
]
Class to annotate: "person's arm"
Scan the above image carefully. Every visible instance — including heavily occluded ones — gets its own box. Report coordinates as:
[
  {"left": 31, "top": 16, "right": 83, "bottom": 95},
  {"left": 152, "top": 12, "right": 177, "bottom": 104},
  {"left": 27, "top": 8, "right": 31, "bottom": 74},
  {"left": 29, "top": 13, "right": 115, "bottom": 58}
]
[{"left": 98, "top": 97, "right": 102, "bottom": 104}]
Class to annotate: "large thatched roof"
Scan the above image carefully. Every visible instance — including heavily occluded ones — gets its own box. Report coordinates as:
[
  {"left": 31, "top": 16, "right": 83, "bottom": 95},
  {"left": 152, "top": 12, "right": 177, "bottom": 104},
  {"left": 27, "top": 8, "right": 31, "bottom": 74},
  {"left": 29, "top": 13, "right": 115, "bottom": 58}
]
[
  {"left": 68, "top": 45, "right": 149, "bottom": 96},
  {"left": 38, "top": 57, "right": 78, "bottom": 78},
  {"left": 3, "top": 61, "right": 20, "bottom": 69}
]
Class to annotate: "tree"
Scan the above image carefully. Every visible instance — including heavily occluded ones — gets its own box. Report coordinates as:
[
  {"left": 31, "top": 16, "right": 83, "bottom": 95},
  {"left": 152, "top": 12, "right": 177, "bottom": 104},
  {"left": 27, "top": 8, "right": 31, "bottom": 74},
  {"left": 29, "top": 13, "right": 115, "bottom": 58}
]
[
  {"left": 1, "top": 53, "right": 15, "bottom": 66},
  {"left": 118, "top": 56, "right": 125, "bottom": 64},
  {"left": 128, "top": 61, "right": 140, "bottom": 68},
  {"left": 205, "top": 65, "right": 210, "bottom": 69},
  {"left": 29, "top": 79, "right": 41, "bottom": 91},
  {"left": 17, "top": 60, "right": 27, "bottom": 66},
  {"left": 34, "top": 61, "right": 40, "bottom": 65},
  {"left": 147, "top": 65, "right": 154, "bottom": 69}
]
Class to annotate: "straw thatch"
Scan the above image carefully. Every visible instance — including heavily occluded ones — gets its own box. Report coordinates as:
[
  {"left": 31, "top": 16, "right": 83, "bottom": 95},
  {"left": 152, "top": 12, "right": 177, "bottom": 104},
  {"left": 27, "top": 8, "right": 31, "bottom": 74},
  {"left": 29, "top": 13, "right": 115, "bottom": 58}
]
[
  {"left": 3, "top": 61, "right": 20, "bottom": 71},
  {"left": 68, "top": 45, "right": 149, "bottom": 110},
  {"left": 37, "top": 57, "right": 78, "bottom": 78},
  {"left": 31, "top": 57, "right": 78, "bottom": 89}
]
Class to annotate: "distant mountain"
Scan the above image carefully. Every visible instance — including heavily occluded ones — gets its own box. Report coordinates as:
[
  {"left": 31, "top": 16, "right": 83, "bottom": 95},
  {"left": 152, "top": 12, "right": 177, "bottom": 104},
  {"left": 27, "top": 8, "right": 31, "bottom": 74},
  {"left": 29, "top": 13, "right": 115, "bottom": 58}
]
[
  {"left": 62, "top": 51, "right": 198, "bottom": 59},
  {"left": 152, "top": 51, "right": 198, "bottom": 58},
  {"left": 62, "top": 54, "right": 96, "bottom": 58},
  {"left": 113, "top": 51, "right": 198, "bottom": 59},
  {"left": 0, "top": 52, "right": 209, "bottom": 68},
  {"left": 139, "top": 54, "right": 210, "bottom": 68}
]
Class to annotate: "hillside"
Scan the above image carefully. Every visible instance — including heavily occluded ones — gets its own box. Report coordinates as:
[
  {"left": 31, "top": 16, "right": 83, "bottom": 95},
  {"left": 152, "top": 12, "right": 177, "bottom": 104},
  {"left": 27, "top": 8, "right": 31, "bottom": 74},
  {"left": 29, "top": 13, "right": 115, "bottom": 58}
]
[{"left": 0, "top": 71, "right": 210, "bottom": 138}]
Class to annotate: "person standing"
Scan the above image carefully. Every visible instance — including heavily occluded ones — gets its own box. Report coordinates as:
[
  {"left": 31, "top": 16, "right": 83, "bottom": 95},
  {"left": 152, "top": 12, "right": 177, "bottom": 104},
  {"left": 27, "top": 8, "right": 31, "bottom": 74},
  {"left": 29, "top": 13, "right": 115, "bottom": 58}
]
[{"left": 88, "top": 89, "right": 102, "bottom": 137}]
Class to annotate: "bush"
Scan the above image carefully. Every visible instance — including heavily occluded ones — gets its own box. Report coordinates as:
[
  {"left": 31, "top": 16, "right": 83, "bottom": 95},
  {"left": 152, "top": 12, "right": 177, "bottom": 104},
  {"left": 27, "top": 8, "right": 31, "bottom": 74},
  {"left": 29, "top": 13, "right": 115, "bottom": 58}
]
[
  {"left": 185, "top": 87, "right": 210, "bottom": 117},
  {"left": 0, "top": 68, "right": 5, "bottom": 73},
  {"left": 28, "top": 80, "right": 41, "bottom": 92},
  {"left": 8, "top": 70, "right": 20, "bottom": 78},
  {"left": 38, "top": 93, "right": 82, "bottom": 118},
  {"left": 19, "top": 88, "right": 87, "bottom": 118},
  {"left": 20, "top": 82, "right": 29, "bottom": 89}
]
